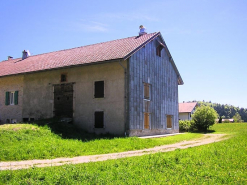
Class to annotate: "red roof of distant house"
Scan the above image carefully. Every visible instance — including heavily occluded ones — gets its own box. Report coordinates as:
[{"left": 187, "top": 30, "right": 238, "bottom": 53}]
[
  {"left": 179, "top": 102, "right": 197, "bottom": 113},
  {"left": 0, "top": 32, "right": 158, "bottom": 77}
]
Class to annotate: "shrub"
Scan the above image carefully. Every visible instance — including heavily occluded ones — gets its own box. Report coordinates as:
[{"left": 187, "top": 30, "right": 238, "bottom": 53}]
[
  {"left": 179, "top": 120, "right": 194, "bottom": 132},
  {"left": 192, "top": 105, "right": 218, "bottom": 131},
  {"left": 223, "top": 119, "right": 230, "bottom": 123}
]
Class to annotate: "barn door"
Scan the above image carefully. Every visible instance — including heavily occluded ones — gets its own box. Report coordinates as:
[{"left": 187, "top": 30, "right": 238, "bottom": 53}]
[{"left": 54, "top": 83, "right": 73, "bottom": 118}]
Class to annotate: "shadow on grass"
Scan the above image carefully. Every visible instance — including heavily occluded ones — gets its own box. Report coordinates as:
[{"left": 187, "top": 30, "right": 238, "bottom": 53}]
[
  {"left": 29, "top": 118, "right": 118, "bottom": 142},
  {"left": 188, "top": 129, "right": 216, "bottom": 134}
]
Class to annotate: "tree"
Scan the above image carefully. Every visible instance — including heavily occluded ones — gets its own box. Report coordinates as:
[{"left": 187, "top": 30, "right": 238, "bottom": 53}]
[
  {"left": 219, "top": 116, "right": 222, "bottom": 123},
  {"left": 192, "top": 105, "right": 218, "bottom": 131},
  {"left": 232, "top": 113, "right": 242, "bottom": 123}
]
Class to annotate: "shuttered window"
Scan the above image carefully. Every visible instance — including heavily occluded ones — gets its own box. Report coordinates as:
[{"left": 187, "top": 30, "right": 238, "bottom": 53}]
[
  {"left": 94, "top": 81, "right": 104, "bottom": 98},
  {"left": 95, "top": 111, "right": 104, "bottom": 128},
  {"left": 144, "top": 83, "right": 150, "bottom": 100},
  {"left": 5, "top": 91, "right": 18, "bottom": 105},
  {"left": 14, "top": 91, "right": 18, "bottom": 105},
  {"left": 144, "top": 100, "right": 150, "bottom": 113},
  {"left": 167, "top": 115, "right": 172, "bottom": 128},
  {"left": 144, "top": 113, "right": 150, "bottom": 129},
  {"left": 5, "top": 92, "right": 10, "bottom": 105}
]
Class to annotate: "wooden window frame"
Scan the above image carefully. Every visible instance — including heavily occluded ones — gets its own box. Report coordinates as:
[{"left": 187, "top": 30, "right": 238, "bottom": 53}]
[
  {"left": 144, "top": 112, "right": 151, "bottom": 129},
  {"left": 166, "top": 115, "right": 173, "bottom": 129},
  {"left": 94, "top": 81, "right": 105, "bottom": 98},
  {"left": 94, "top": 111, "right": 104, "bottom": 129},
  {"left": 9, "top": 92, "right": 15, "bottom": 105},
  {"left": 6, "top": 91, "right": 18, "bottom": 106},
  {"left": 143, "top": 82, "right": 151, "bottom": 100}
]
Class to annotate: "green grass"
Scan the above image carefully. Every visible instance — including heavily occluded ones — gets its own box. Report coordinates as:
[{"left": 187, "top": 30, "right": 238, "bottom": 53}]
[
  {"left": 0, "top": 120, "right": 201, "bottom": 161},
  {"left": 1, "top": 123, "right": 246, "bottom": 184}
]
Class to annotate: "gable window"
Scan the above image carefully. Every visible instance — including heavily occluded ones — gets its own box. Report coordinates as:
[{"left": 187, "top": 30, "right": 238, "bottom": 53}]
[
  {"left": 94, "top": 81, "right": 104, "bottom": 98},
  {"left": 156, "top": 45, "right": 163, "bottom": 57},
  {"left": 144, "top": 83, "right": 150, "bottom": 100},
  {"left": 61, "top": 74, "right": 67, "bottom": 82},
  {"left": 5, "top": 91, "right": 18, "bottom": 105},
  {"left": 95, "top": 111, "right": 104, "bottom": 128},
  {"left": 167, "top": 115, "right": 173, "bottom": 129}
]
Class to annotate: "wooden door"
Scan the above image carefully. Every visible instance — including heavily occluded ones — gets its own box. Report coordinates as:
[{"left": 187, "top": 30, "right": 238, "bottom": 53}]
[{"left": 54, "top": 83, "right": 73, "bottom": 118}]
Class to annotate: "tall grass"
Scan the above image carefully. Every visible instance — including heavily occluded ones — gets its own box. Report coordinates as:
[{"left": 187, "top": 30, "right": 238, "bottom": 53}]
[
  {"left": 0, "top": 121, "right": 201, "bottom": 161},
  {"left": 0, "top": 123, "right": 246, "bottom": 184}
]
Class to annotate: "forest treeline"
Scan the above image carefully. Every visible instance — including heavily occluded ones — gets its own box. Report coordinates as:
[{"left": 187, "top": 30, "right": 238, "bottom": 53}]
[{"left": 188, "top": 101, "right": 247, "bottom": 122}]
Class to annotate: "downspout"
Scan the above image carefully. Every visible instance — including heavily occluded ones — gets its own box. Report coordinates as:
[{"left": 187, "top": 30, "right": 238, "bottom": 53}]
[{"left": 118, "top": 59, "right": 128, "bottom": 136}]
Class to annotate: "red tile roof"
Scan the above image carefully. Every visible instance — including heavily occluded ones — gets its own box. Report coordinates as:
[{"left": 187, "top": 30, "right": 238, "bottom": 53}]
[
  {"left": 179, "top": 102, "right": 197, "bottom": 113},
  {"left": 0, "top": 32, "right": 159, "bottom": 77}
]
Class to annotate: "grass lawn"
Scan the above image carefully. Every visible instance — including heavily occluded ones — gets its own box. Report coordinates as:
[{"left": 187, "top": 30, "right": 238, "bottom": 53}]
[
  {"left": 0, "top": 123, "right": 247, "bottom": 184},
  {"left": 0, "top": 120, "right": 201, "bottom": 161}
]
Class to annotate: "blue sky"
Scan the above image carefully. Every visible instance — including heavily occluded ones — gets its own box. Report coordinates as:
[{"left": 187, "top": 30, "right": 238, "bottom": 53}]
[{"left": 1, "top": 0, "right": 246, "bottom": 108}]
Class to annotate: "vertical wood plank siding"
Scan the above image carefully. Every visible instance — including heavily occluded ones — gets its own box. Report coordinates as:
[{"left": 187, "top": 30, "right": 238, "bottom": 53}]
[{"left": 128, "top": 37, "right": 179, "bottom": 131}]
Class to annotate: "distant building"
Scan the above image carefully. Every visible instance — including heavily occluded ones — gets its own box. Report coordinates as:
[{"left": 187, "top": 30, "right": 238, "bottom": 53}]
[
  {"left": 179, "top": 102, "right": 197, "bottom": 120},
  {"left": 216, "top": 119, "right": 234, "bottom": 123}
]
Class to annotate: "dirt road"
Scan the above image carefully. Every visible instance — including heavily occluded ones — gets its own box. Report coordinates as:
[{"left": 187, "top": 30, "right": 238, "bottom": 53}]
[{"left": 0, "top": 134, "right": 227, "bottom": 171}]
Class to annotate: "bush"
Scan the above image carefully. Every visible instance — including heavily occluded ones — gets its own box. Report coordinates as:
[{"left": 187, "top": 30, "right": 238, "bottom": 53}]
[
  {"left": 192, "top": 105, "right": 218, "bottom": 131},
  {"left": 179, "top": 120, "right": 194, "bottom": 132},
  {"left": 223, "top": 119, "right": 230, "bottom": 123}
]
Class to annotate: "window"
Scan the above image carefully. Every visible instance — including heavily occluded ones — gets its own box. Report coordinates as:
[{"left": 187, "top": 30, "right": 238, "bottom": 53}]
[
  {"left": 11, "top": 119, "right": 17, "bottom": 124},
  {"left": 5, "top": 91, "right": 18, "bottom": 105},
  {"left": 95, "top": 111, "right": 104, "bottom": 128},
  {"left": 144, "top": 83, "right": 150, "bottom": 100},
  {"left": 9, "top": 92, "right": 15, "bottom": 105},
  {"left": 167, "top": 115, "right": 173, "bottom": 129},
  {"left": 23, "top": 118, "right": 29, "bottom": 122},
  {"left": 61, "top": 74, "right": 67, "bottom": 82},
  {"left": 144, "top": 113, "right": 150, "bottom": 129},
  {"left": 156, "top": 45, "right": 163, "bottom": 57},
  {"left": 94, "top": 81, "right": 104, "bottom": 98}
]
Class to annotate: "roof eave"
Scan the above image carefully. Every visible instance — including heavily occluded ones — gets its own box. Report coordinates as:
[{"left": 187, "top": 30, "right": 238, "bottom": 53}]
[{"left": 0, "top": 58, "right": 124, "bottom": 79}]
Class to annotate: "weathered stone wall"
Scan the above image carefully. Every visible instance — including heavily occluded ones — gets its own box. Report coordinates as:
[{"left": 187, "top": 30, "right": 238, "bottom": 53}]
[
  {"left": 21, "top": 61, "right": 126, "bottom": 135},
  {"left": 0, "top": 75, "right": 24, "bottom": 124}
]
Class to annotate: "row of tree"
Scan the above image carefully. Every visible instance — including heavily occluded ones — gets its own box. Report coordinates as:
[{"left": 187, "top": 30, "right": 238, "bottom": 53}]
[{"left": 188, "top": 101, "right": 247, "bottom": 122}]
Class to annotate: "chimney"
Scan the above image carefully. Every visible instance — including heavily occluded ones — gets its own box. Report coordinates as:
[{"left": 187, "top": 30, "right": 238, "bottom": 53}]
[
  {"left": 22, "top": 50, "right": 28, "bottom": 60},
  {"left": 8, "top": 56, "right": 13, "bottom": 60}
]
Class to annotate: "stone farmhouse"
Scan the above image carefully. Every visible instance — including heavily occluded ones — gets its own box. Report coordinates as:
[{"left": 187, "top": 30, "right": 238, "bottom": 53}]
[{"left": 0, "top": 32, "right": 183, "bottom": 136}]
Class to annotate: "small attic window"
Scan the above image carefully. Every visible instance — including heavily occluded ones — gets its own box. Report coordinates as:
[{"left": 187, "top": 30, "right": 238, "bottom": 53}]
[
  {"left": 156, "top": 45, "right": 163, "bottom": 57},
  {"left": 61, "top": 74, "right": 67, "bottom": 82}
]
